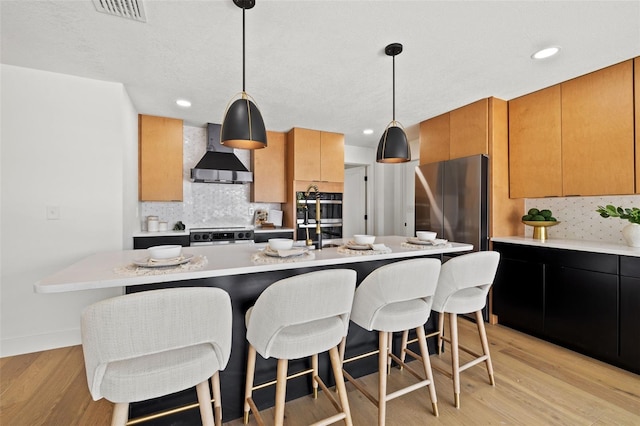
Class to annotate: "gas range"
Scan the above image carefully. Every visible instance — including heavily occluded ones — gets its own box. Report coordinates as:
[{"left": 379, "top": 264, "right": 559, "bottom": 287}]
[{"left": 189, "top": 226, "right": 254, "bottom": 246}]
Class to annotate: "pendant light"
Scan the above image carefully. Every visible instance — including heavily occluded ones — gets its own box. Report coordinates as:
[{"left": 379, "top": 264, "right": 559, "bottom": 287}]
[
  {"left": 376, "top": 43, "right": 410, "bottom": 163},
  {"left": 220, "top": 0, "right": 267, "bottom": 149}
]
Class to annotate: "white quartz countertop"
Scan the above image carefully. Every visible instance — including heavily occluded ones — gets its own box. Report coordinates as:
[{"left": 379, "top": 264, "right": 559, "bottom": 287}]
[
  {"left": 491, "top": 236, "right": 640, "bottom": 257},
  {"left": 35, "top": 236, "right": 472, "bottom": 294}
]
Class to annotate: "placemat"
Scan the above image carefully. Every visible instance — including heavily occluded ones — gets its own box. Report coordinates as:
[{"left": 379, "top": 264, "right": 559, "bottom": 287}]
[
  {"left": 114, "top": 255, "right": 208, "bottom": 276},
  {"left": 251, "top": 250, "right": 315, "bottom": 264},
  {"left": 401, "top": 242, "right": 453, "bottom": 250},
  {"left": 337, "top": 245, "right": 392, "bottom": 256}
]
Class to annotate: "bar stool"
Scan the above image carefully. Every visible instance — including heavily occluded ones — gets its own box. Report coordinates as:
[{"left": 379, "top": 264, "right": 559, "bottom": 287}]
[
  {"left": 418, "top": 251, "right": 500, "bottom": 409},
  {"left": 340, "top": 258, "right": 441, "bottom": 426},
  {"left": 81, "top": 287, "right": 232, "bottom": 426},
  {"left": 243, "top": 269, "right": 357, "bottom": 426}
]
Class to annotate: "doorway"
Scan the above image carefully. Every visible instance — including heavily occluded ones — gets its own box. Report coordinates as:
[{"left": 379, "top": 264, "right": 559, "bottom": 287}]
[{"left": 343, "top": 165, "right": 367, "bottom": 238}]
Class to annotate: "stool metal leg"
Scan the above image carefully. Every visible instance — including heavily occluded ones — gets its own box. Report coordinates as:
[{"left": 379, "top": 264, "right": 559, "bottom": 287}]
[
  {"left": 449, "top": 313, "right": 461, "bottom": 408},
  {"left": 243, "top": 345, "right": 257, "bottom": 424},
  {"left": 475, "top": 310, "right": 495, "bottom": 386},
  {"left": 274, "top": 359, "right": 288, "bottom": 426}
]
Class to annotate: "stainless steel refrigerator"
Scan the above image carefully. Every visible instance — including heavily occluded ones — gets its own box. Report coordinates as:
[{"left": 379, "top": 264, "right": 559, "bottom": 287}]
[{"left": 415, "top": 154, "right": 489, "bottom": 253}]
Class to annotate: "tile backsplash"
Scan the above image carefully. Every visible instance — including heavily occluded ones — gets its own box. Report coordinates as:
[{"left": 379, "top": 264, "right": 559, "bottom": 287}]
[
  {"left": 525, "top": 195, "right": 640, "bottom": 243},
  {"left": 140, "top": 125, "right": 280, "bottom": 230}
]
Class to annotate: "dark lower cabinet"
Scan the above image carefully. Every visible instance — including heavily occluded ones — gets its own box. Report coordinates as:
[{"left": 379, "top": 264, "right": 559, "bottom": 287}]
[
  {"left": 620, "top": 256, "right": 640, "bottom": 371},
  {"left": 545, "top": 265, "right": 618, "bottom": 360},
  {"left": 493, "top": 242, "right": 639, "bottom": 374},
  {"left": 493, "top": 257, "right": 544, "bottom": 335},
  {"left": 133, "top": 235, "right": 190, "bottom": 249}
]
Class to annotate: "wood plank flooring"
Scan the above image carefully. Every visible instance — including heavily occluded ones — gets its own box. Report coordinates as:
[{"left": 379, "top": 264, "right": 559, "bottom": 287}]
[{"left": 2, "top": 319, "right": 638, "bottom": 425}]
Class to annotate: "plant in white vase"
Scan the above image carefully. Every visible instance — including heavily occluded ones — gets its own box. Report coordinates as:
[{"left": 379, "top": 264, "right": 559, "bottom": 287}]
[{"left": 596, "top": 205, "right": 640, "bottom": 247}]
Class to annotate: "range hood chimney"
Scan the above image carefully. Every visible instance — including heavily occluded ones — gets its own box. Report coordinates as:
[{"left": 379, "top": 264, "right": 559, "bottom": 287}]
[{"left": 190, "top": 123, "right": 253, "bottom": 184}]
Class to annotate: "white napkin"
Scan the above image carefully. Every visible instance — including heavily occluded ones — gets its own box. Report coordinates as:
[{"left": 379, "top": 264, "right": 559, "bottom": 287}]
[
  {"left": 371, "top": 243, "right": 387, "bottom": 251},
  {"left": 276, "top": 248, "right": 306, "bottom": 257}
]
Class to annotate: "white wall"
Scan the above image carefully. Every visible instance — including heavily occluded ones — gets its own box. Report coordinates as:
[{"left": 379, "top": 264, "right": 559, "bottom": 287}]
[{"left": 1, "top": 65, "right": 136, "bottom": 357}]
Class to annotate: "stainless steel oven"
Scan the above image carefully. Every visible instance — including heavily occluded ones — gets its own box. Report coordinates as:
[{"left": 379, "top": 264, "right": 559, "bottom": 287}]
[{"left": 296, "top": 192, "right": 343, "bottom": 241}]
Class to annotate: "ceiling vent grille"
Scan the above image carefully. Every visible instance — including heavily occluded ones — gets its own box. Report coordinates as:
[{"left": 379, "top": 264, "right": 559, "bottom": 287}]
[{"left": 92, "top": 0, "right": 146, "bottom": 22}]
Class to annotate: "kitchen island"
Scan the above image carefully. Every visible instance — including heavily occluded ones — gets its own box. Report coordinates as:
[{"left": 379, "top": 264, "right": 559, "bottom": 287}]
[{"left": 35, "top": 236, "right": 472, "bottom": 424}]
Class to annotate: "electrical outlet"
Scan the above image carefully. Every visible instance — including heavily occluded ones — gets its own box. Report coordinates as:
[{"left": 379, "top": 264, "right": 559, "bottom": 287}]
[
  {"left": 248, "top": 207, "right": 254, "bottom": 216},
  {"left": 46, "top": 205, "right": 60, "bottom": 220}
]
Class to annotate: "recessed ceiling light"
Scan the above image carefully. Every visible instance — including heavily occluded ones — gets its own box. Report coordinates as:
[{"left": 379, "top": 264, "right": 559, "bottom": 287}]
[
  {"left": 176, "top": 99, "right": 191, "bottom": 107},
  {"left": 531, "top": 46, "right": 561, "bottom": 60},
  {"left": 363, "top": 129, "right": 374, "bottom": 135}
]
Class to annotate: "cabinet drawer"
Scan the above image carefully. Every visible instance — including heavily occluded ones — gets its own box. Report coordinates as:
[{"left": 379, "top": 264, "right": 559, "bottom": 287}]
[{"left": 620, "top": 256, "right": 640, "bottom": 278}]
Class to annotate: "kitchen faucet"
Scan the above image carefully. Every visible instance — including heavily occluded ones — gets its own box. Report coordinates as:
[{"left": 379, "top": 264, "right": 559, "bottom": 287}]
[{"left": 303, "top": 184, "right": 322, "bottom": 250}]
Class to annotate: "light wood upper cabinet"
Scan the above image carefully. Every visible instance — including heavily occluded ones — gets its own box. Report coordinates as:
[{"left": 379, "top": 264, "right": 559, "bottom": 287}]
[
  {"left": 287, "top": 127, "right": 344, "bottom": 183},
  {"left": 138, "top": 114, "right": 183, "bottom": 201},
  {"left": 251, "top": 131, "right": 286, "bottom": 203},
  {"left": 418, "top": 98, "right": 490, "bottom": 165},
  {"left": 450, "top": 99, "right": 489, "bottom": 159},
  {"left": 635, "top": 57, "right": 640, "bottom": 193},
  {"left": 319, "top": 131, "right": 345, "bottom": 182},
  {"left": 561, "top": 60, "right": 634, "bottom": 196},
  {"left": 508, "top": 85, "right": 563, "bottom": 198},
  {"left": 419, "top": 112, "right": 449, "bottom": 164}
]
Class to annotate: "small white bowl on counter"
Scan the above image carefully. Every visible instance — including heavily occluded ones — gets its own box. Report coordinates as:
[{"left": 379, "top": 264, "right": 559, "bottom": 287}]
[
  {"left": 268, "top": 238, "right": 294, "bottom": 250},
  {"left": 416, "top": 231, "right": 437, "bottom": 241},
  {"left": 147, "top": 245, "right": 182, "bottom": 260},
  {"left": 353, "top": 235, "right": 376, "bottom": 245}
]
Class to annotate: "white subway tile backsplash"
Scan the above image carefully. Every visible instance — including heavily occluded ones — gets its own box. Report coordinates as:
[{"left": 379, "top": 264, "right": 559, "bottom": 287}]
[
  {"left": 525, "top": 195, "right": 640, "bottom": 243},
  {"left": 140, "top": 125, "right": 280, "bottom": 230}
]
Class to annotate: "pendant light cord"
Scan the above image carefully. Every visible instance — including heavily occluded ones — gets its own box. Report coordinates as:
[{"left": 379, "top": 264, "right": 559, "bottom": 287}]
[
  {"left": 392, "top": 53, "right": 396, "bottom": 122},
  {"left": 242, "top": 6, "right": 246, "bottom": 92}
]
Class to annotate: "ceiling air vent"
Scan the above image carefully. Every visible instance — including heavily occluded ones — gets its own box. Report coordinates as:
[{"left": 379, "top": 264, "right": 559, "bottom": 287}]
[{"left": 92, "top": 0, "right": 146, "bottom": 22}]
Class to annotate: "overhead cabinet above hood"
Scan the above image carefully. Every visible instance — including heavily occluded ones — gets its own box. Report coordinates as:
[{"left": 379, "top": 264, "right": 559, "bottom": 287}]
[{"left": 190, "top": 123, "right": 253, "bottom": 184}]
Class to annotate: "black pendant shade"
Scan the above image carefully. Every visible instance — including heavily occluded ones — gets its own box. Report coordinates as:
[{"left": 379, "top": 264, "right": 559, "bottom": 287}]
[
  {"left": 376, "top": 43, "right": 410, "bottom": 163},
  {"left": 377, "top": 124, "right": 410, "bottom": 163},
  {"left": 221, "top": 0, "right": 267, "bottom": 150},
  {"left": 221, "top": 97, "right": 267, "bottom": 149}
]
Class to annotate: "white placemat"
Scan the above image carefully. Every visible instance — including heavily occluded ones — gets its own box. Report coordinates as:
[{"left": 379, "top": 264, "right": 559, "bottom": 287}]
[
  {"left": 337, "top": 245, "right": 392, "bottom": 256},
  {"left": 114, "top": 255, "right": 208, "bottom": 276}
]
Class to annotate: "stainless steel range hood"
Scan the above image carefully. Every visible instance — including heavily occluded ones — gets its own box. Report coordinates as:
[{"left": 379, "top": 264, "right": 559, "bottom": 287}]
[{"left": 190, "top": 123, "right": 253, "bottom": 184}]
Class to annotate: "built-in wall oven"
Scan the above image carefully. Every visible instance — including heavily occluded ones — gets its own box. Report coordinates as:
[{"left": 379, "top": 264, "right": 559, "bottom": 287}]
[
  {"left": 189, "top": 227, "right": 254, "bottom": 246},
  {"left": 296, "top": 192, "right": 343, "bottom": 242}
]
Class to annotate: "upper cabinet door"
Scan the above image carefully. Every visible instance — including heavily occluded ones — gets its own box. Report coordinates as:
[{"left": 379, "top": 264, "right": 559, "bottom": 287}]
[
  {"left": 635, "top": 57, "right": 640, "bottom": 194},
  {"left": 320, "top": 131, "right": 344, "bottom": 182},
  {"left": 561, "top": 60, "right": 634, "bottom": 196},
  {"left": 508, "top": 85, "right": 563, "bottom": 198},
  {"left": 289, "top": 127, "right": 321, "bottom": 182},
  {"left": 138, "top": 115, "right": 183, "bottom": 201},
  {"left": 419, "top": 112, "right": 450, "bottom": 164},
  {"left": 251, "top": 131, "right": 287, "bottom": 203},
  {"left": 450, "top": 98, "right": 488, "bottom": 159}
]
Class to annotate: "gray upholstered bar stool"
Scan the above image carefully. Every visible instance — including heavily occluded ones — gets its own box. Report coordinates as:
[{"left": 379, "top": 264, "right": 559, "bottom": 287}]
[
  {"left": 80, "top": 287, "right": 232, "bottom": 426},
  {"left": 243, "top": 269, "right": 357, "bottom": 426},
  {"left": 339, "top": 258, "right": 441, "bottom": 426},
  {"left": 416, "top": 251, "right": 500, "bottom": 409}
]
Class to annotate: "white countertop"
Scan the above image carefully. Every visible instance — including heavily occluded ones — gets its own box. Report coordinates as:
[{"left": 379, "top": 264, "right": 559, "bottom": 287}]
[
  {"left": 492, "top": 236, "right": 640, "bottom": 257},
  {"left": 35, "top": 236, "right": 473, "bottom": 294}
]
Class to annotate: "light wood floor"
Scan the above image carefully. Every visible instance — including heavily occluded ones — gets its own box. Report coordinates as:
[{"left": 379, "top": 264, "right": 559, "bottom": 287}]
[{"left": 2, "top": 319, "right": 639, "bottom": 425}]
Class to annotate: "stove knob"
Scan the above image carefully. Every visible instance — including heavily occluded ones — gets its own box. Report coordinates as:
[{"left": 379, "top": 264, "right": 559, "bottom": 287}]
[
  {"left": 203, "top": 234, "right": 210, "bottom": 240},
  {"left": 238, "top": 232, "right": 245, "bottom": 239},
  {"left": 193, "top": 234, "right": 201, "bottom": 241}
]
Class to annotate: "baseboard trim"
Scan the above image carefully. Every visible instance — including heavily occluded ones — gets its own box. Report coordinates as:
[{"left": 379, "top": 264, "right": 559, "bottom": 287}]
[{"left": 1, "top": 328, "right": 80, "bottom": 357}]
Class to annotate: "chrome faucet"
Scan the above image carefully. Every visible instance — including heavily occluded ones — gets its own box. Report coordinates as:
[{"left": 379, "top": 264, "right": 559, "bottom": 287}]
[{"left": 303, "top": 184, "right": 322, "bottom": 250}]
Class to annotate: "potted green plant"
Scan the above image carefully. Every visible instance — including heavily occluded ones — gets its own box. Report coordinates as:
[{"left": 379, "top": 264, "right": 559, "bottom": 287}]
[{"left": 596, "top": 205, "right": 640, "bottom": 247}]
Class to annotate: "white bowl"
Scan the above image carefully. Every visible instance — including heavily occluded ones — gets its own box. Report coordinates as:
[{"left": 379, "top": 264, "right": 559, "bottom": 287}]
[
  {"left": 147, "top": 245, "right": 182, "bottom": 260},
  {"left": 268, "top": 238, "right": 294, "bottom": 250},
  {"left": 353, "top": 234, "right": 375, "bottom": 245},
  {"left": 416, "top": 231, "right": 437, "bottom": 241}
]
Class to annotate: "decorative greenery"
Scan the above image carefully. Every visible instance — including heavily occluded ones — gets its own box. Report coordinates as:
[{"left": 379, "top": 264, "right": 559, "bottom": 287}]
[{"left": 596, "top": 205, "right": 640, "bottom": 225}]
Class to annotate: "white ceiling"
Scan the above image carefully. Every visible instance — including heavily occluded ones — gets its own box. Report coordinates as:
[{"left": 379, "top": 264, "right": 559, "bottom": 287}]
[{"left": 2, "top": 1, "right": 639, "bottom": 149}]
